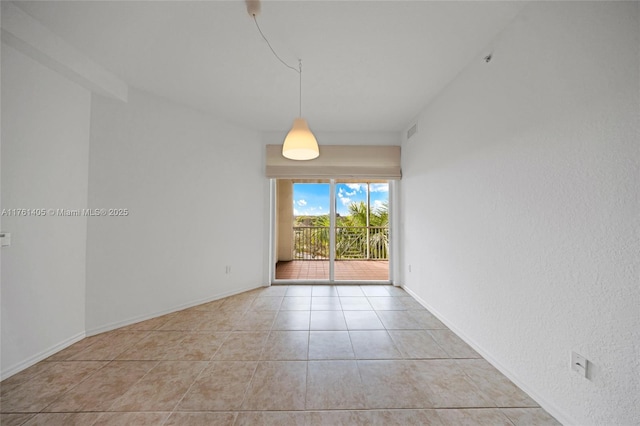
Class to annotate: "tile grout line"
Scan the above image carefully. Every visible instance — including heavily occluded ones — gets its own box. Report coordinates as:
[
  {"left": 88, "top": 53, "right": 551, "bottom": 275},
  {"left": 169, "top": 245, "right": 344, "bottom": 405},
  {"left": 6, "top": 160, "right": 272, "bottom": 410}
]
[
  {"left": 165, "top": 310, "right": 239, "bottom": 421},
  {"left": 35, "top": 357, "right": 115, "bottom": 416}
]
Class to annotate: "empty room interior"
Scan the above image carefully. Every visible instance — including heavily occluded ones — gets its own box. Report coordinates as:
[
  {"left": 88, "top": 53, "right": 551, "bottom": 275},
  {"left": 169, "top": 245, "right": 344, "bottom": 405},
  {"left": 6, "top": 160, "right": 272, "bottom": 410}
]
[{"left": 1, "top": 1, "right": 638, "bottom": 425}]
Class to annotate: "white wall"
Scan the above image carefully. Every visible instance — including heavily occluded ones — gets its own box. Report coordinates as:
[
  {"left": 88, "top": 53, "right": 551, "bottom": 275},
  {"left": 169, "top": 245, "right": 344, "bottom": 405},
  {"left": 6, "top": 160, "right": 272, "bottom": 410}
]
[
  {"left": 401, "top": 2, "right": 639, "bottom": 425},
  {"left": 86, "top": 89, "right": 265, "bottom": 333},
  {"left": 1, "top": 44, "right": 90, "bottom": 377}
]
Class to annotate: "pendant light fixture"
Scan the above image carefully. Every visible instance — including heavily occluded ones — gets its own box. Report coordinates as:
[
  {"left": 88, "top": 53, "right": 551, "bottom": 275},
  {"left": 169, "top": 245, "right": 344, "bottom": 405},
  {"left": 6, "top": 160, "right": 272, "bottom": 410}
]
[{"left": 249, "top": 2, "right": 319, "bottom": 160}]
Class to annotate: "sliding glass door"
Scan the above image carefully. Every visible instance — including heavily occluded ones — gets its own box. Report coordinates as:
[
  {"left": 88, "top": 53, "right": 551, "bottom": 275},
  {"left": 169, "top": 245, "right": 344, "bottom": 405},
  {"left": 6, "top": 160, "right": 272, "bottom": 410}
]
[{"left": 273, "top": 179, "right": 390, "bottom": 283}]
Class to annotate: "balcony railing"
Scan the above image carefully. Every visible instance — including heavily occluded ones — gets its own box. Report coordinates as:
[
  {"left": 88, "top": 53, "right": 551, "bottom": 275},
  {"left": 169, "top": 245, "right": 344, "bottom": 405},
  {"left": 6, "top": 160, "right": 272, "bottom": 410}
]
[{"left": 293, "top": 226, "right": 388, "bottom": 260}]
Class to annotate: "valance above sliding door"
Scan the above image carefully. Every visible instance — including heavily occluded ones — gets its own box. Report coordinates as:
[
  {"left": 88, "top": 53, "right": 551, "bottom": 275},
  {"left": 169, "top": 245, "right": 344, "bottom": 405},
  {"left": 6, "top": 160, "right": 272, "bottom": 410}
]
[{"left": 265, "top": 145, "right": 401, "bottom": 179}]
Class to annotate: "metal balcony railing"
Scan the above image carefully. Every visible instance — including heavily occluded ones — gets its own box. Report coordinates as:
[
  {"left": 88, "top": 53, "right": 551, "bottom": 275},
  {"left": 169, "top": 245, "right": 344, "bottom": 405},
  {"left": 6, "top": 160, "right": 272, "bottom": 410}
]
[{"left": 293, "top": 226, "right": 388, "bottom": 260}]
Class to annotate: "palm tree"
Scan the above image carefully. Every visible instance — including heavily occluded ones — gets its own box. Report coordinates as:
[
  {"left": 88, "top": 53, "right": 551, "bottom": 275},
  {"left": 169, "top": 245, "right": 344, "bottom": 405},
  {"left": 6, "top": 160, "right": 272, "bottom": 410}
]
[{"left": 336, "top": 201, "right": 389, "bottom": 259}]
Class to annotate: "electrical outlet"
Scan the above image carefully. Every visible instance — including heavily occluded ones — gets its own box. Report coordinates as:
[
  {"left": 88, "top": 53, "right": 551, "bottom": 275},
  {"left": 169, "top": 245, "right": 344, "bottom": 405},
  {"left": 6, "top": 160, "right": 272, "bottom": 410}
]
[
  {"left": 571, "top": 351, "right": 588, "bottom": 378},
  {"left": 0, "top": 233, "right": 11, "bottom": 247}
]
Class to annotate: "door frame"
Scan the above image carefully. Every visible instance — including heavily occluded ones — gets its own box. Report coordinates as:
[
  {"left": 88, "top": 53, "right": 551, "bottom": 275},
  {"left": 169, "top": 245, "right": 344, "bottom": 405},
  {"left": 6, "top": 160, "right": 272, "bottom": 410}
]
[{"left": 268, "top": 178, "right": 398, "bottom": 285}]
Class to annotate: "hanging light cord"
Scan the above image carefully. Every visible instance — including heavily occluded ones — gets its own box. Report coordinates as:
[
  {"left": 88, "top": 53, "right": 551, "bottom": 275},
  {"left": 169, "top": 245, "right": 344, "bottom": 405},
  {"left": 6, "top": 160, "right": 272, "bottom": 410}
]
[
  {"left": 252, "top": 14, "right": 299, "bottom": 73},
  {"left": 298, "top": 59, "right": 302, "bottom": 116},
  {"left": 252, "top": 14, "right": 303, "bottom": 117}
]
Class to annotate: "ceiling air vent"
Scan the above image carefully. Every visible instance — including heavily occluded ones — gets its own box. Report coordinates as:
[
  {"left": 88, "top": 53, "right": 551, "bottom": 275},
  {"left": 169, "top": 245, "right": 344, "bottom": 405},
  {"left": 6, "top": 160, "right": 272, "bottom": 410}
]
[{"left": 407, "top": 124, "right": 417, "bottom": 139}]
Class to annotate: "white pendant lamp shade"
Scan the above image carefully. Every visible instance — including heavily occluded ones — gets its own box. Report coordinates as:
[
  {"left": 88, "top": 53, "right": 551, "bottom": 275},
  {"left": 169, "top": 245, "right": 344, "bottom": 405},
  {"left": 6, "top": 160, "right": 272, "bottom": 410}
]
[{"left": 282, "top": 118, "right": 319, "bottom": 160}]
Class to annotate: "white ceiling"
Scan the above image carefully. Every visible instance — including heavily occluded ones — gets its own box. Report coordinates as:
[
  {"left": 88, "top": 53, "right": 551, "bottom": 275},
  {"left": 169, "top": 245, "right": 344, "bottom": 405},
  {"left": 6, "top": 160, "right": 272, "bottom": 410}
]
[{"left": 14, "top": 1, "right": 525, "bottom": 132}]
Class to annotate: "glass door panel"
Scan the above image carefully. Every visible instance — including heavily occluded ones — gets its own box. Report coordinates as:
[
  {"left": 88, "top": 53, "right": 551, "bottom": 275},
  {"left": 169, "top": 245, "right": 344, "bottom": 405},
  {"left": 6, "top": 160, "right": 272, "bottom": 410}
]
[
  {"left": 334, "top": 180, "right": 389, "bottom": 281},
  {"left": 275, "top": 180, "right": 330, "bottom": 280}
]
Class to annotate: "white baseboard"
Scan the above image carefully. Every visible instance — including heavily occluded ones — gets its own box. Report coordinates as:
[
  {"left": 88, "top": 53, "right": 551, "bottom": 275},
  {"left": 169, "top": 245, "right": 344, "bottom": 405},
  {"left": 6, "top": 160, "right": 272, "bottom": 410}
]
[
  {"left": 401, "top": 284, "right": 574, "bottom": 426},
  {"left": 1, "top": 331, "right": 86, "bottom": 381},
  {"left": 85, "top": 284, "right": 264, "bottom": 336}
]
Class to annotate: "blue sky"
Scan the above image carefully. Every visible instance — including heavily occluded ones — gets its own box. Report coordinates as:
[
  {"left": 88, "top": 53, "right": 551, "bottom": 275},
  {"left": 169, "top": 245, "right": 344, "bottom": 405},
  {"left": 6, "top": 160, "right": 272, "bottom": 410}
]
[{"left": 293, "top": 183, "right": 388, "bottom": 216}]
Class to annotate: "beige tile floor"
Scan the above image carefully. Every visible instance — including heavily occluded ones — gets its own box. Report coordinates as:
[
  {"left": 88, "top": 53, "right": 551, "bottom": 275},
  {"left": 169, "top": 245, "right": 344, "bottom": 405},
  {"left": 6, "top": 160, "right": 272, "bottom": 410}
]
[{"left": 0, "top": 285, "right": 561, "bottom": 426}]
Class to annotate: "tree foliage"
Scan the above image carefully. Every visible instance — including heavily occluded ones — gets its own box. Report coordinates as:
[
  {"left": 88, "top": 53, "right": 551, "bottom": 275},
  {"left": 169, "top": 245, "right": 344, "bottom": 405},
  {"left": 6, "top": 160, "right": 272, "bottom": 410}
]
[{"left": 293, "top": 201, "right": 389, "bottom": 260}]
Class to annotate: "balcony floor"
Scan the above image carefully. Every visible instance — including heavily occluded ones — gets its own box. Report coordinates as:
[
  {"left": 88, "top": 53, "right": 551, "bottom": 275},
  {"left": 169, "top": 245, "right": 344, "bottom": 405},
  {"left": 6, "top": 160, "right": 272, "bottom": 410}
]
[{"left": 276, "top": 260, "right": 389, "bottom": 281}]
